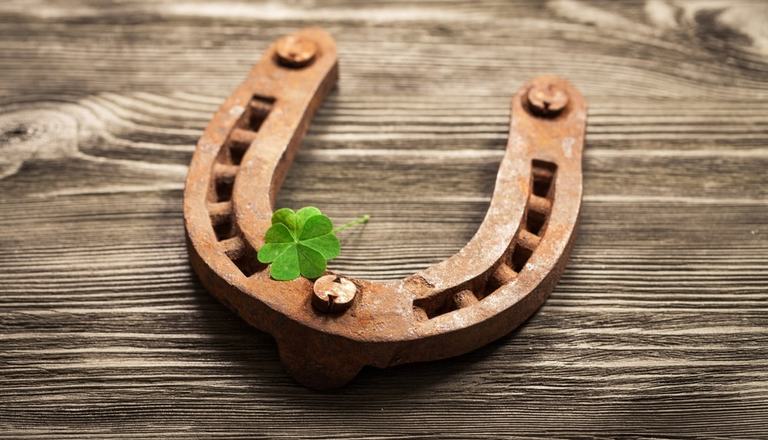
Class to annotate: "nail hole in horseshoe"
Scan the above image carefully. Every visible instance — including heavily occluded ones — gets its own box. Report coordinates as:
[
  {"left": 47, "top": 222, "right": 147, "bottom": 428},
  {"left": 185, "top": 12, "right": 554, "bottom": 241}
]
[{"left": 532, "top": 159, "right": 557, "bottom": 198}]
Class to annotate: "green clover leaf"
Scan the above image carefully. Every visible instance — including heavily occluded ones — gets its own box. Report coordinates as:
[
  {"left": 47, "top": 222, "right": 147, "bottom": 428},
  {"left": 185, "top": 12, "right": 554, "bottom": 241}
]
[{"left": 257, "top": 207, "right": 368, "bottom": 281}]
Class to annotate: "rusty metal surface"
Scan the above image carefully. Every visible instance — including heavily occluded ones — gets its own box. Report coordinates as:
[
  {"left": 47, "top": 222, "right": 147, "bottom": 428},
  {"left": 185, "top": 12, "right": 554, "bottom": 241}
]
[{"left": 183, "top": 27, "right": 588, "bottom": 389}]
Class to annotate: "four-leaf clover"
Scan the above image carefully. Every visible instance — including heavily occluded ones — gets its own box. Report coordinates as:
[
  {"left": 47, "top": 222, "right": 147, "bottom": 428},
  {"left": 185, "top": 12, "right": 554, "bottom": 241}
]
[
  {"left": 255, "top": 206, "right": 338, "bottom": 280},
  {"left": 258, "top": 207, "right": 369, "bottom": 281}
]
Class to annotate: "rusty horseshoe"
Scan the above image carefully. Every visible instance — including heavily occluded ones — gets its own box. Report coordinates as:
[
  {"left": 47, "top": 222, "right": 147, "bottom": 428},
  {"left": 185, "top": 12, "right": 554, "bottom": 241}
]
[{"left": 184, "top": 28, "right": 587, "bottom": 389}]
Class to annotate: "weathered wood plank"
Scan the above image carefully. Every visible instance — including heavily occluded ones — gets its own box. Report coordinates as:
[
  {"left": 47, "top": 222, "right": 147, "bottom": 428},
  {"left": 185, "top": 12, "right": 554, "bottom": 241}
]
[{"left": 1, "top": 0, "right": 767, "bottom": 438}]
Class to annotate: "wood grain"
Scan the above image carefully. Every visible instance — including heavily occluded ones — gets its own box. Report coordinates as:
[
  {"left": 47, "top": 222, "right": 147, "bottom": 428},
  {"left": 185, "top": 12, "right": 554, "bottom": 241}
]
[{"left": 1, "top": 0, "right": 767, "bottom": 438}]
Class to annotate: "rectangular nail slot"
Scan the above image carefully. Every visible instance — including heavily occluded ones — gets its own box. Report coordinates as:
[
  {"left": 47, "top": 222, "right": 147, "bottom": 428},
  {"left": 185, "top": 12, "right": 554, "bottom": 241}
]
[
  {"left": 532, "top": 159, "right": 557, "bottom": 198},
  {"left": 526, "top": 210, "right": 546, "bottom": 235},
  {"left": 213, "top": 219, "right": 236, "bottom": 241},
  {"left": 232, "top": 249, "right": 264, "bottom": 277},
  {"left": 246, "top": 95, "right": 276, "bottom": 131},
  {"left": 413, "top": 286, "right": 482, "bottom": 319},
  {"left": 511, "top": 245, "right": 533, "bottom": 272},
  {"left": 214, "top": 178, "right": 234, "bottom": 202},
  {"left": 229, "top": 142, "right": 248, "bottom": 165}
]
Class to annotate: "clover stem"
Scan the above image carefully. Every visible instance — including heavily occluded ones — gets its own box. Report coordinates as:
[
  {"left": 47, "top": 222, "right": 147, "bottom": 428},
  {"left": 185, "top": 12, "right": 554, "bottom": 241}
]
[{"left": 334, "top": 214, "right": 370, "bottom": 233}]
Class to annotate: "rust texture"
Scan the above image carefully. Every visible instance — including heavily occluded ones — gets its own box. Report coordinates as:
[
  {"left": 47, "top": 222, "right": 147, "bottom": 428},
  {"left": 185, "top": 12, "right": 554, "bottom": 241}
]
[{"left": 183, "top": 27, "right": 588, "bottom": 389}]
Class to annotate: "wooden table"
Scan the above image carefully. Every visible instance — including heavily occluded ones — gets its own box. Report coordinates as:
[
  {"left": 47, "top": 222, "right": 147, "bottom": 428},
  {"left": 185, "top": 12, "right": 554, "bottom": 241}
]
[{"left": 2, "top": 1, "right": 767, "bottom": 438}]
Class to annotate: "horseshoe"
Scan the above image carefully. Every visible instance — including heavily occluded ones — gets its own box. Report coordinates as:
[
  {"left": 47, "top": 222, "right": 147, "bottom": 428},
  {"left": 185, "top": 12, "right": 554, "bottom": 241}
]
[{"left": 184, "top": 28, "right": 587, "bottom": 389}]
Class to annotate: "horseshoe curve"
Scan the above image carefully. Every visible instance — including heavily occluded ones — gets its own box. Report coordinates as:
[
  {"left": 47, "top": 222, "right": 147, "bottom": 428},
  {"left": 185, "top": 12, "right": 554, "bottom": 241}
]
[{"left": 184, "top": 28, "right": 587, "bottom": 389}]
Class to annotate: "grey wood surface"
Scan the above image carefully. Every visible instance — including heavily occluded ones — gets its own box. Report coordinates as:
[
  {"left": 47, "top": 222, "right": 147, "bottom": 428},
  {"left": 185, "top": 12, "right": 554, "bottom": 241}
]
[{"left": 2, "top": 0, "right": 767, "bottom": 438}]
